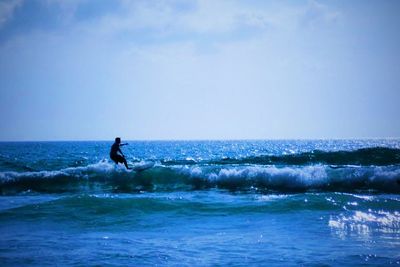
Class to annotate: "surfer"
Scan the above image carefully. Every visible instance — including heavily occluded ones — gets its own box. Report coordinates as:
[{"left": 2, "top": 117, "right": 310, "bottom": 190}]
[{"left": 110, "top": 137, "right": 131, "bottom": 169}]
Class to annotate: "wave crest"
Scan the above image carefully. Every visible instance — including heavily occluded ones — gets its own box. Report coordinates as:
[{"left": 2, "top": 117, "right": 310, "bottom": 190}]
[{"left": 162, "top": 147, "right": 400, "bottom": 166}]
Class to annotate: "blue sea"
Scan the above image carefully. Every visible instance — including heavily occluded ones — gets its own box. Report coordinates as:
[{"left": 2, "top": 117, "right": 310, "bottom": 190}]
[{"left": 0, "top": 140, "right": 399, "bottom": 266}]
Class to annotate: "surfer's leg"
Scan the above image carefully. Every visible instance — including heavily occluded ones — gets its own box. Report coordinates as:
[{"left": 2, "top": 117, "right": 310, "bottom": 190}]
[{"left": 119, "top": 156, "right": 130, "bottom": 169}]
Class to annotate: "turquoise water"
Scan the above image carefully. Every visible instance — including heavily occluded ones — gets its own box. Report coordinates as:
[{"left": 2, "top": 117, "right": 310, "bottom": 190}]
[{"left": 0, "top": 140, "right": 399, "bottom": 266}]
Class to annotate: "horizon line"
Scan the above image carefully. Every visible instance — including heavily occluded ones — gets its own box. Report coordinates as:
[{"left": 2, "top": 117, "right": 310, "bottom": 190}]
[{"left": 1, "top": 137, "right": 400, "bottom": 142}]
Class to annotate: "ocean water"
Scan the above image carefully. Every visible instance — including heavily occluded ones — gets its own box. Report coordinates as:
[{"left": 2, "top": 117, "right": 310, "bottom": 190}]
[{"left": 0, "top": 140, "right": 399, "bottom": 266}]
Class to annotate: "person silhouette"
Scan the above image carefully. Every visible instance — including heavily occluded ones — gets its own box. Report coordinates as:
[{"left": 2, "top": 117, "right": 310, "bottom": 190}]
[{"left": 110, "top": 137, "right": 131, "bottom": 169}]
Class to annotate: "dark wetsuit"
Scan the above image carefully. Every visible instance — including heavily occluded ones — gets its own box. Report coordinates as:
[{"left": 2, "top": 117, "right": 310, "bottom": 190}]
[{"left": 110, "top": 142, "right": 125, "bottom": 164}]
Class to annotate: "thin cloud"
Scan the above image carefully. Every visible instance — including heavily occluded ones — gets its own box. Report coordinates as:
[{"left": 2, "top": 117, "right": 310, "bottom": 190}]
[
  {"left": 300, "top": 0, "right": 341, "bottom": 28},
  {"left": 0, "top": 0, "right": 22, "bottom": 28},
  {"left": 0, "top": 0, "right": 342, "bottom": 45}
]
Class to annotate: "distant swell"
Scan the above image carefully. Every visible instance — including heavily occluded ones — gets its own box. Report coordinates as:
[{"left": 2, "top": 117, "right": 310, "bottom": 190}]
[
  {"left": 162, "top": 147, "right": 400, "bottom": 166},
  {"left": 1, "top": 160, "right": 399, "bottom": 194}
]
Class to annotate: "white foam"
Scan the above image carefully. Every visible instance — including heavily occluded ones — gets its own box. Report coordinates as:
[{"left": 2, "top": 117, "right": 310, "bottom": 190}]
[
  {"left": 176, "top": 164, "right": 400, "bottom": 191},
  {"left": 342, "top": 193, "right": 375, "bottom": 201},
  {"left": 0, "top": 160, "right": 123, "bottom": 182},
  {"left": 187, "top": 165, "right": 329, "bottom": 188},
  {"left": 256, "top": 194, "right": 290, "bottom": 202},
  {"left": 372, "top": 167, "right": 400, "bottom": 181}
]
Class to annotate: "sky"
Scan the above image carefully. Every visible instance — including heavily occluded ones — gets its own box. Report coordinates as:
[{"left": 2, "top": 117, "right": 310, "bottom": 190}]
[{"left": 0, "top": 0, "right": 399, "bottom": 141}]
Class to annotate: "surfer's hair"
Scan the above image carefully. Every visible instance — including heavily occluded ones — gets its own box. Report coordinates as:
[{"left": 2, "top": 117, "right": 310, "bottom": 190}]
[{"left": 115, "top": 137, "right": 121, "bottom": 143}]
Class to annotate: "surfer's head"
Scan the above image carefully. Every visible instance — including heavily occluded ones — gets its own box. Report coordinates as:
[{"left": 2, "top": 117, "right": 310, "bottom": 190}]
[{"left": 115, "top": 137, "right": 121, "bottom": 144}]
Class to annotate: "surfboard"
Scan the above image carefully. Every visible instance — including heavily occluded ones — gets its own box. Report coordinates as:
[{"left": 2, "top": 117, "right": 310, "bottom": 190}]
[{"left": 132, "top": 161, "right": 155, "bottom": 172}]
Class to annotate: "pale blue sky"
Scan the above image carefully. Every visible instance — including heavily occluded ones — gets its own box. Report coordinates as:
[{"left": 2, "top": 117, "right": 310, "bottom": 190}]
[{"left": 0, "top": 0, "right": 399, "bottom": 141}]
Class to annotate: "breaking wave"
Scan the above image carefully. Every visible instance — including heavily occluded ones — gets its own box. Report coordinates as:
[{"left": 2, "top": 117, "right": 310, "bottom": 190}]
[{"left": 1, "top": 160, "right": 399, "bottom": 194}]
